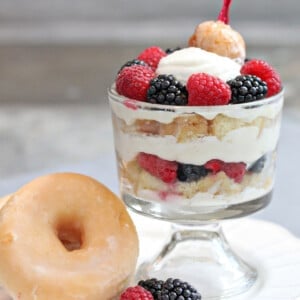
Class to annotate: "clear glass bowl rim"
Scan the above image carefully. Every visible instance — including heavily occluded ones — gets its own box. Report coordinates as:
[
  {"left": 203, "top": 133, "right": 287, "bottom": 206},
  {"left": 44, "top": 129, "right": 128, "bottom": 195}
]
[{"left": 108, "top": 85, "right": 284, "bottom": 113}]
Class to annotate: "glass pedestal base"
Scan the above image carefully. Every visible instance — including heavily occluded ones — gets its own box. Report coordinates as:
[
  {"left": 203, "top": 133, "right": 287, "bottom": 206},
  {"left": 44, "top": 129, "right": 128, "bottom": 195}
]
[{"left": 136, "top": 223, "right": 257, "bottom": 299}]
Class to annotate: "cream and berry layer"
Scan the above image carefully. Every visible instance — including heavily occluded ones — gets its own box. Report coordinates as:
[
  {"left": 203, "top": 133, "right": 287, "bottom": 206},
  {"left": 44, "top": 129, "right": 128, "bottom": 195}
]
[{"left": 120, "top": 153, "right": 275, "bottom": 206}]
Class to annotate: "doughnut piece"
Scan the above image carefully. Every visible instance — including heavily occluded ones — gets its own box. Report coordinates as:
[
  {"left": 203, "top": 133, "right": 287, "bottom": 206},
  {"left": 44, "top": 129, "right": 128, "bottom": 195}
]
[
  {"left": 189, "top": 20, "right": 246, "bottom": 62},
  {"left": 0, "top": 173, "right": 139, "bottom": 300}
]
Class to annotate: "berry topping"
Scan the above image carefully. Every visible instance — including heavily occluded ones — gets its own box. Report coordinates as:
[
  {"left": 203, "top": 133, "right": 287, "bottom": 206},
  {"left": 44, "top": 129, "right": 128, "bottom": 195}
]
[
  {"left": 204, "top": 159, "right": 224, "bottom": 174},
  {"left": 120, "top": 286, "right": 154, "bottom": 300},
  {"left": 187, "top": 73, "right": 231, "bottom": 106},
  {"left": 222, "top": 162, "right": 246, "bottom": 183},
  {"left": 116, "top": 65, "right": 155, "bottom": 101},
  {"left": 241, "top": 59, "right": 282, "bottom": 97},
  {"left": 138, "top": 46, "right": 167, "bottom": 71},
  {"left": 165, "top": 47, "right": 182, "bottom": 54},
  {"left": 147, "top": 74, "right": 188, "bottom": 106},
  {"left": 248, "top": 155, "right": 266, "bottom": 173},
  {"left": 138, "top": 278, "right": 202, "bottom": 300},
  {"left": 177, "top": 163, "right": 209, "bottom": 182},
  {"left": 118, "top": 59, "right": 149, "bottom": 74},
  {"left": 218, "top": 0, "right": 232, "bottom": 24},
  {"left": 227, "top": 75, "right": 268, "bottom": 104},
  {"left": 137, "top": 153, "right": 178, "bottom": 183}
]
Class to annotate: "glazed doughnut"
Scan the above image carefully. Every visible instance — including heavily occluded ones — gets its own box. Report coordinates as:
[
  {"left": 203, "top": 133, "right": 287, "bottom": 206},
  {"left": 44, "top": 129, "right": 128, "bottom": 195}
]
[{"left": 0, "top": 173, "right": 139, "bottom": 300}]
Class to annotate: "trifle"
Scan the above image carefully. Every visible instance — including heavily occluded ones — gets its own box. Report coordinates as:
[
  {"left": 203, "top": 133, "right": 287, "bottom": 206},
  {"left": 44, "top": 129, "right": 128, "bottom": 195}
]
[
  {"left": 109, "top": 10, "right": 283, "bottom": 221},
  {"left": 109, "top": 0, "right": 283, "bottom": 297}
]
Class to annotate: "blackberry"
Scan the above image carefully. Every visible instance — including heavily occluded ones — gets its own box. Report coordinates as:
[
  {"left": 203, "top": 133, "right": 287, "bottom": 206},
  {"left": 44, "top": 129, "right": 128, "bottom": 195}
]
[
  {"left": 147, "top": 74, "right": 188, "bottom": 106},
  {"left": 138, "top": 278, "right": 164, "bottom": 297},
  {"left": 139, "top": 278, "right": 201, "bottom": 300},
  {"left": 177, "top": 163, "right": 209, "bottom": 182},
  {"left": 227, "top": 75, "right": 268, "bottom": 104},
  {"left": 248, "top": 155, "right": 266, "bottom": 173},
  {"left": 165, "top": 47, "right": 182, "bottom": 54},
  {"left": 118, "top": 59, "right": 148, "bottom": 73}
]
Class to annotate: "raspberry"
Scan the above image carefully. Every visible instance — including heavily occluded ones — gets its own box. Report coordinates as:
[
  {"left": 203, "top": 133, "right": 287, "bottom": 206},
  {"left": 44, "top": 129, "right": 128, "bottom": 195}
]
[
  {"left": 204, "top": 159, "right": 224, "bottom": 174},
  {"left": 222, "top": 162, "right": 246, "bottom": 183},
  {"left": 241, "top": 59, "right": 282, "bottom": 97},
  {"left": 137, "top": 153, "right": 178, "bottom": 183},
  {"left": 120, "top": 286, "right": 154, "bottom": 300},
  {"left": 138, "top": 46, "right": 167, "bottom": 71},
  {"left": 116, "top": 65, "right": 155, "bottom": 101},
  {"left": 186, "top": 73, "right": 231, "bottom": 106},
  {"left": 205, "top": 160, "right": 246, "bottom": 182}
]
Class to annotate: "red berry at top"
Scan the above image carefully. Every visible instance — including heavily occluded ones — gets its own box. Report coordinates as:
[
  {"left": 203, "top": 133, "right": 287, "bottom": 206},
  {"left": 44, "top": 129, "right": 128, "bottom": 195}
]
[
  {"left": 138, "top": 46, "right": 167, "bottom": 71},
  {"left": 187, "top": 73, "right": 231, "bottom": 106},
  {"left": 241, "top": 59, "right": 282, "bottom": 97},
  {"left": 116, "top": 65, "right": 155, "bottom": 101},
  {"left": 218, "top": 0, "right": 232, "bottom": 24}
]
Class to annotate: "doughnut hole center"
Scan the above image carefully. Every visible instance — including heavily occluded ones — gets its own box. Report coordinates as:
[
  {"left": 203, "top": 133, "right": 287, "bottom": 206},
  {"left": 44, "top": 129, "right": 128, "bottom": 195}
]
[{"left": 56, "top": 221, "right": 83, "bottom": 251}]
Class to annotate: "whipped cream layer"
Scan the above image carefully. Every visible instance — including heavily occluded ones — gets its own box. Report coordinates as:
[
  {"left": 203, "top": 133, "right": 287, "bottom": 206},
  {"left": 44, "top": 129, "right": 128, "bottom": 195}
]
[
  {"left": 156, "top": 47, "right": 241, "bottom": 84},
  {"left": 110, "top": 90, "right": 284, "bottom": 125},
  {"left": 115, "top": 122, "right": 280, "bottom": 166}
]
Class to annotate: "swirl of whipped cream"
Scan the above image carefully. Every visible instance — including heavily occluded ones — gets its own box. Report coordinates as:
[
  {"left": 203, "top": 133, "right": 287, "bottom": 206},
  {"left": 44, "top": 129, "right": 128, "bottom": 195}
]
[{"left": 156, "top": 47, "right": 241, "bottom": 84}]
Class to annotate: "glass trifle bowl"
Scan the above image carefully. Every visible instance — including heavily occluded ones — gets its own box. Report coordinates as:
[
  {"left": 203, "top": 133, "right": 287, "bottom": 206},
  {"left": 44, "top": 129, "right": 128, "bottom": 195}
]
[{"left": 109, "top": 85, "right": 284, "bottom": 298}]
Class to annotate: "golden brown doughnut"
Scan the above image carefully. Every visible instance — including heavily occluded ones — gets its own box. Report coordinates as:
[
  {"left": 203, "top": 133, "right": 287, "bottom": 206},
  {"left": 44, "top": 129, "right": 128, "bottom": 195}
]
[{"left": 0, "top": 173, "right": 139, "bottom": 300}]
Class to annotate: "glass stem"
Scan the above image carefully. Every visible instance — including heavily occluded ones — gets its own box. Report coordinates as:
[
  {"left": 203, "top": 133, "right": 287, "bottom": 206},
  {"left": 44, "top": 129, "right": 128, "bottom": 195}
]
[{"left": 137, "top": 222, "right": 257, "bottom": 299}]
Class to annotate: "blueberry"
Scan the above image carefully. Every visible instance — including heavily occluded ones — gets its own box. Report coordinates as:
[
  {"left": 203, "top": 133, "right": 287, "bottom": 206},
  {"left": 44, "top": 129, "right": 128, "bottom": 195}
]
[
  {"left": 248, "top": 155, "right": 267, "bottom": 173},
  {"left": 177, "top": 163, "right": 209, "bottom": 182}
]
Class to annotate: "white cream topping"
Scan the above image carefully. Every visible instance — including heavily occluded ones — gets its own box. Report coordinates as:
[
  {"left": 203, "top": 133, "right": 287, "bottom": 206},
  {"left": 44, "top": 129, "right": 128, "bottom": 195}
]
[
  {"left": 156, "top": 47, "right": 241, "bottom": 84},
  {"left": 115, "top": 123, "right": 281, "bottom": 165}
]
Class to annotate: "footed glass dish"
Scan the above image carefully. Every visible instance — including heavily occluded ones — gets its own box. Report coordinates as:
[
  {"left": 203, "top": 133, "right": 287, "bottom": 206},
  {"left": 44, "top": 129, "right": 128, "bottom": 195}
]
[{"left": 109, "top": 87, "right": 284, "bottom": 299}]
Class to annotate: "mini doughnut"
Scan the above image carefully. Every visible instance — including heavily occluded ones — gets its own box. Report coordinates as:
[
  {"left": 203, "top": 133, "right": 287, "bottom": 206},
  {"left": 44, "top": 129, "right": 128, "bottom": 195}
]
[
  {"left": 189, "top": 20, "right": 246, "bottom": 62},
  {"left": 0, "top": 173, "right": 139, "bottom": 300}
]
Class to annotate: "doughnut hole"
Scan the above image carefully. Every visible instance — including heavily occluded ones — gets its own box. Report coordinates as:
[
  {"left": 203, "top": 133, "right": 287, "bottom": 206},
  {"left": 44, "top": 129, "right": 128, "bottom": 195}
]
[{"left": 55, "top": 219, "right": 84, "bottom": 251}]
